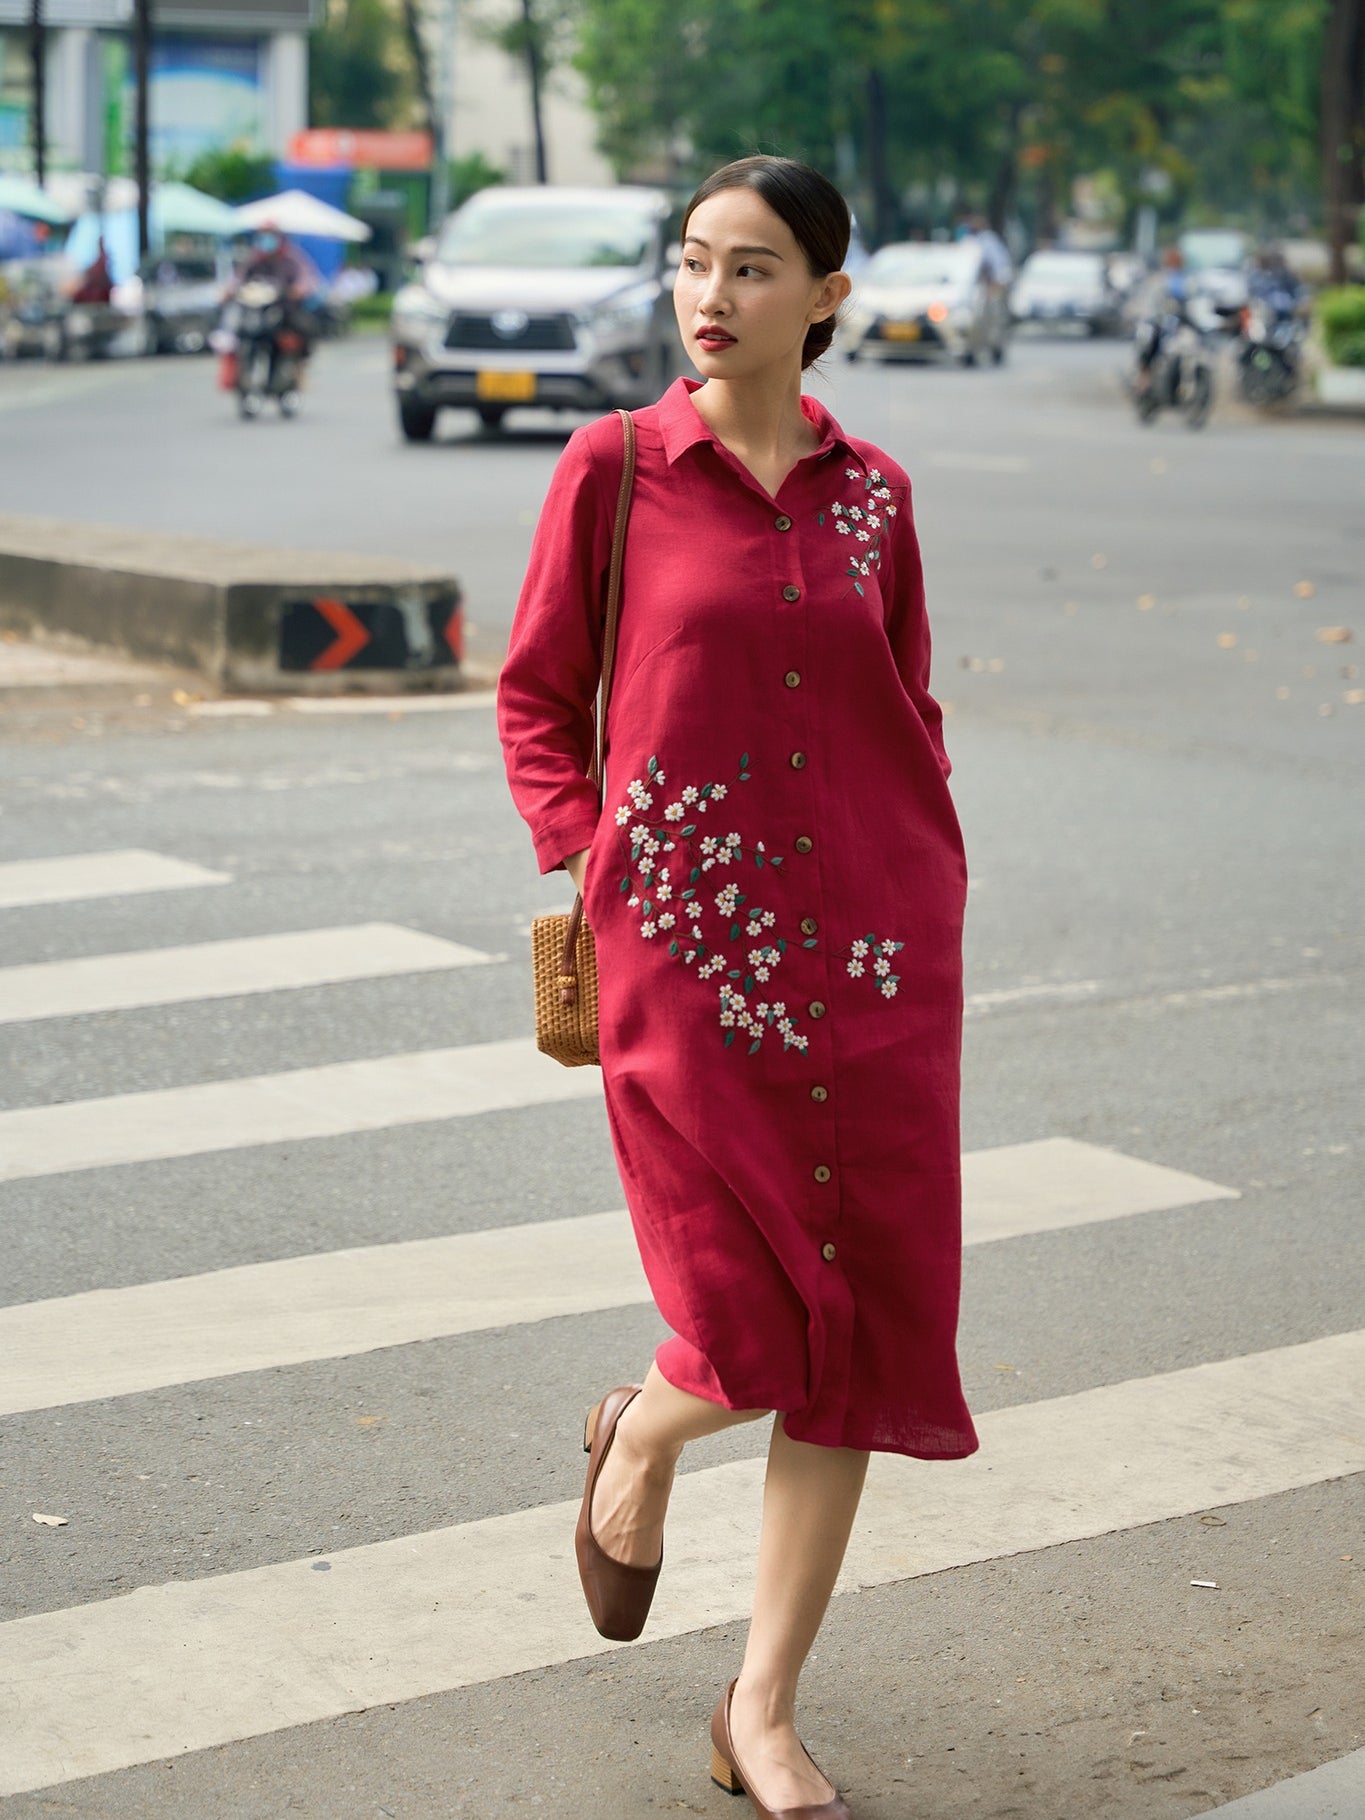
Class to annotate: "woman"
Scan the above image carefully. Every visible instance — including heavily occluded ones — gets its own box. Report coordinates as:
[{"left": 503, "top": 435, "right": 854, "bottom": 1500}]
[{"left": 498, "top": 155, "right": 977, "bottom": 1819}]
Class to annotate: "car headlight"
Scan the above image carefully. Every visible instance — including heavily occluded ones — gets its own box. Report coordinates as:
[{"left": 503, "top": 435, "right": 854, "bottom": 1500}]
[
  {"left": 581, "top": 286, "right": 656, "bottom": 340},
  {"left": 391, "top": 286, "right": 447, "bottom": 339}
]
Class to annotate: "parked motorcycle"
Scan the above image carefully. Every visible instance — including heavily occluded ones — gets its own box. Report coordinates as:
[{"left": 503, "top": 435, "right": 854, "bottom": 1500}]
[
  {"left": 223, "top": 278, "right": 308, "bottom": 418},
  {"left": 1236, "top": 299, "right": 1304, "bottom": 408}
]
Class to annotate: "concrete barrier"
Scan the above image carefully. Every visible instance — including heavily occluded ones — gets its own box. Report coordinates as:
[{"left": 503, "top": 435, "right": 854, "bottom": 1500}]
[{"left": 0, "top": 516, "right": 465, "bottom": 694}]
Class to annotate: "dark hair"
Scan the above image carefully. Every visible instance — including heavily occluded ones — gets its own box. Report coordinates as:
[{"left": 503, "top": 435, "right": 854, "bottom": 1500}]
[{"left": 681, "top": 155, "right": 850, "bottom": 369}]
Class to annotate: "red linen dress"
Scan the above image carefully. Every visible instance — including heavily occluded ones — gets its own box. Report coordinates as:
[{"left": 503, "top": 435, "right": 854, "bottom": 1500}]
[{"left": 498, "top": 377, "right": 977, "bottom": 1460}]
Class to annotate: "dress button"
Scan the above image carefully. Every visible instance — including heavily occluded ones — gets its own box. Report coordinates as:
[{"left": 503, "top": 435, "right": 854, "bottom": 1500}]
[
  {"left": 784, "top": 670, "right": 802, "bottom": 689},
  {"left": 821, "top": 1241, "right": 837, "bottom": 1261},
  {"left": 814, "top": 1166, "right": 832, "bottom": 1185},
  {"left": 774, "top": 514, "right": 793, "bottom": 532},
  {"left": 790, "top": 751, "right": 807, "bottom": 770},
  {"left": 810, "top": 1084, "right": 828, "bottom": 1102},
  {"left": 782, "top": 584, "right": 801, "bottom": 602},
  {"left": 809, "top": 1000, "right": 827, "bottom": 1019},
  {"left": 800, "top": 916, "right": 818, "bottom": 936},
  {"left": 794, "top": 835, "right": 813, "bottom": 854}
]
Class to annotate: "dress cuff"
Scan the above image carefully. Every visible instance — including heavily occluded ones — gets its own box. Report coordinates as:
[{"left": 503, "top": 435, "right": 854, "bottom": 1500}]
[{"left": 533, "top": 809, "right": 602, "bottom": 876}]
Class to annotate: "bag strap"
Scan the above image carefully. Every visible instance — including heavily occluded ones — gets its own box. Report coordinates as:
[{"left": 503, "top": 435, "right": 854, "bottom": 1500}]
[{"left": 559, "top": 408, "right": 637, "bottom": 1004}]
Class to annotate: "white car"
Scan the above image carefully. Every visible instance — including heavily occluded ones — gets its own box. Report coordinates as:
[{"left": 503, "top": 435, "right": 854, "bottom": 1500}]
[
  {"left": 841, "top": 241, "right": 1007, "bottom": 367},
  {"left": 1010, "top": 250, "right": 1121, "bottom": 336}
]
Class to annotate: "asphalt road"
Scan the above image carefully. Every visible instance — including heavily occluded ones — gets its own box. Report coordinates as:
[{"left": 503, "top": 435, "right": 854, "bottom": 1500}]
[{"left": 0, "top": 335, "right": 1361, "bottom": 1819}]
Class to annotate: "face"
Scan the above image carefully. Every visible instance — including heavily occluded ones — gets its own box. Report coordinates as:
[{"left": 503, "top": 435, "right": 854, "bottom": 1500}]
[{"left": 675, "top": 187, "right": 849, "bottom": 382}]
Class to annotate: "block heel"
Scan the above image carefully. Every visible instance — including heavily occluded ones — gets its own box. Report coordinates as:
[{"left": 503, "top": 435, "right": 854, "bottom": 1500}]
[
  {"left": 711, "top": 1744, "right": 745, "bottom": 1794},
  {"left": 708, "top": 1680, "right": 853, "bottom": 1819}
]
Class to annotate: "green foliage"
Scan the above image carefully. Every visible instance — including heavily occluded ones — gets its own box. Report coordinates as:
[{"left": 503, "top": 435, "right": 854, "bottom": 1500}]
[
  {"left": 574, "top": 0, "right": 1334, "bottom": 243},
  {"left": 1317, "top": 286, "right": 1365, "bottom": 365},
  {"left": 449, "top": 152, "right": 507, "bottom": 208},
  {"left": 180, "top": 147, "right": 277, "bottom": 203},
  {"left": 309, "top": 0, "right": 416, "bottom": 131}
]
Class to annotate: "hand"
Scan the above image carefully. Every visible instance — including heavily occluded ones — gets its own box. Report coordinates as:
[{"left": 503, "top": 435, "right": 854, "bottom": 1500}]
[{"left": 564, "top": 847, "right": 591, "bottom": 895}]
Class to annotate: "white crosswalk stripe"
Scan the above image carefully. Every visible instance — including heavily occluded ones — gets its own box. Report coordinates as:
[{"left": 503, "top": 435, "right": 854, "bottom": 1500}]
[
  {"left": 0, "top": 1036, "right": 601, "bottom": 1182},
  {"left": 0, "top": 1140, "right": 1235, "bottom": 1417},
  {"left": 0, "top": 848, "right": 229, "bottom": 910},
  {"left": 0, "top": 923, "right": 495, "bottom": 1025},
  {"left": 1, "top": 1330, "right": 1360, "bottom": 1798}
]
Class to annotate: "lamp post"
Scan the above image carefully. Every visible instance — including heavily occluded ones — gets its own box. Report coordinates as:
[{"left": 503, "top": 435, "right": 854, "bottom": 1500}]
[
  {"left": 429, "top": 0, "right": 458, "bottom": 232},
  {"left": 28, "top": 0, "right": 45, "bottom": 187},
  {"left": 134, "top": 0, "right": 152, "bottom": 258}
]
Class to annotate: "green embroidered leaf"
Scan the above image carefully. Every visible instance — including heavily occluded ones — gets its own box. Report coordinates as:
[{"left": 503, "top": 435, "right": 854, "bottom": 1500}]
[
  {"left": 681, "top": 824, "right": 697, "bottom": 837},
  {"left": 730, "top": 922, "right": 741, "bottom": 940},
  {"left": 854, "top": 582, "right": 864, "bottom": 597},
  {"left": 739, "top": 752, "right": 749, "bottom": 768},
  {"left": 642, "top": 901, "right": 653, "bottom": 916},
  {"left": 647, "top": 755, "right": 658, "bottom": 776},
  {"left": 817, "top": 512, "right": 825, "bottom": 525},
  {"left": 727, "top": 969, "right": 741, "bottom": 979},
  {"left": 744, "top": 975, "right": 754, "bottom": 993},
  {"left": 803, "top": 938, "right": 818, "bottom": 949},
  {"left": 777, "top": 938, "right": 788, "bottom": 953},
  {"left": 689, "top": 867, "right": 701, "bottom": 882},
  {"left": 739, "top": 772, "right": 751, "bottom": 781},
  {"left": 630, "top": 843, "right": 641, "bottom": 860},
  {"left": 724, "top": 1030, "right": 735, "bottom": 1048},
  {"left": 770, "top": 855, "right": 783, "bottom": 867},
  {"left": 700, "top": 782, "right": 713, "bottom": 798},
  {"left": 681, "top": 887, "right": 696, "bottom": 900},
  {"left": 669, "top": 940, "right": 679, "bottom": 956},
  {"left": 748, "top": 1038, "right": 762, "bottom": 1055},
  {"left": 755, "top": 854, "right": 765, "bottom": 868},
  {"left": 619, "top": 876, "right": 630, "bottom": 893}
]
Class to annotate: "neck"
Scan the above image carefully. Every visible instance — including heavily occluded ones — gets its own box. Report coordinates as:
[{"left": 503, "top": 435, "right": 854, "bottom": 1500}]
[{"left": 689, "top": 361, "right": 810, "bottom": 457}]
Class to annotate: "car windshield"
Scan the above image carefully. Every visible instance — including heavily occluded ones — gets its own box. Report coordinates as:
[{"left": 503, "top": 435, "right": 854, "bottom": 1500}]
[
  {"left": 436, "top": 201, "right": 656, "bottom": 269},
  {"left": 865, "top": 244, "right": 978, "bottom": 286},
  {"left": 1179, "top": 232, "right": 1247, "bottom": 272},
  {"left": 1024, "top": 254, "right": 1101, "bottom": 282}
]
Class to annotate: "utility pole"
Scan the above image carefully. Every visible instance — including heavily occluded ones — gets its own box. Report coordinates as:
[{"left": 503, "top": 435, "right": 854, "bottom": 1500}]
[
  {"left": 429, "top": 0, "right": 458, "bottom": 233},
  {"left": 134, "top": 0, "right": 152, "bottom": 258},
  {"left": 28, "top": 0, "right": 45, "bottom": 187}
]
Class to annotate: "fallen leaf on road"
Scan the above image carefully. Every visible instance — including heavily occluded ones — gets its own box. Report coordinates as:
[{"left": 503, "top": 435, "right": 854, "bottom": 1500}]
[
  {"left": 1294, "top": 580, "right": 1315, "bottom": 598},
  {"left": 1344, "top": 690, "right": 1364, "bottom": 706},
  {"left": 1217, "top": 633, "right": 1238, "bottom": 649},
  {"left": 1090, "top": 553, "right": 1108, "bottom": 569},
  {"left": 32, "top": 1513, "right": 68, "bottom": 1527},
  {"left": 1137, "top": 594, "right": 1155, "bottom": 611},
  {"left": 1198, "top": 1514, "right": 1228, "bottom": 1526},
  {"left": 1316, "top": 627, "right": 1353, "bottom": 644},
  {"left": 1276, "top": 687, "right": 1291, "bottom": 700}
]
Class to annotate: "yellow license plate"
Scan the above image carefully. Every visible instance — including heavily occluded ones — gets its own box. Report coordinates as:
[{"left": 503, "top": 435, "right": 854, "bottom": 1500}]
[
  {"left": 477, "top": 369, "right": 537, "bottom": 402},
  {"left": 884, "top": 321, "right": 922, "bottom": 341}
]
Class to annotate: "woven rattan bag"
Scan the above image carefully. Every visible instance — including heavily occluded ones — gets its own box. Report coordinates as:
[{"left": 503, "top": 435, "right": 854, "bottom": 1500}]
[{"left": 531, "top": 408, "right": 636, "bottom": 1067}]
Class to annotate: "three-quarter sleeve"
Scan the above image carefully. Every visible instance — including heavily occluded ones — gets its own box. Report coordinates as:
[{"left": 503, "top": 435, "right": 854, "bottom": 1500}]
[
  {"left": 497, "top": 425, "right": 615, "bottom": 873},
  {"left": 882, "top": 482, "right": 951, "bottom": 782}
]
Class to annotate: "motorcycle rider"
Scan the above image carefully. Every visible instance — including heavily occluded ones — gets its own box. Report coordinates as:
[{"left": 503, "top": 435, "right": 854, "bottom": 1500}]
[
  {"left": 225, "top": 225, "right": 322, "bottom": 372},
  {"left": 69, "top": 238, "right": 114, "bottom": 305},
  {"left": 1133, "top": 246, "right": 1193, "bottom": 396},
  {"left": 1247, "top": 245, "right": 1305, "bottom": 319}
]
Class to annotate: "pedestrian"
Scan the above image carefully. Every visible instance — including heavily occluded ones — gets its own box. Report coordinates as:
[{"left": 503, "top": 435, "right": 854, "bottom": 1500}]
[{"left": 498, "top": 154, "right": 977, "bottom": 1819}]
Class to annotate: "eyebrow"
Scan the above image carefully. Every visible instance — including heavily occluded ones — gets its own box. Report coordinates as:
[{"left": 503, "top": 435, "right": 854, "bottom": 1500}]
[{"left": 684, "top": 236, "right": 785, "bottom": 260}]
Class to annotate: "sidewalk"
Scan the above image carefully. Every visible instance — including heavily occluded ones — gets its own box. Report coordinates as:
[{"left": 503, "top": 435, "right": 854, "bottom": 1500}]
[{"left": 1194, "top": 1747, "right": 1365, "bottom": 1817}]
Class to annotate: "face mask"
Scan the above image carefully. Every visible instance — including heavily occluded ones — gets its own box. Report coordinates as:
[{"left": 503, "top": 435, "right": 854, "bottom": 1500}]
[{"left": 258, "top": 234, "right": 280, "bottom": 254}]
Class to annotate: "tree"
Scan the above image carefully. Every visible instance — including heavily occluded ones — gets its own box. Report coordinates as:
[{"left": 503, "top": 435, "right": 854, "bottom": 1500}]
[
  {"left": 309, "top": 0, "right": 416, "bottom": 130},
  {"left": 1321, "top": 0, "right": 1365, "bottom": 278}
]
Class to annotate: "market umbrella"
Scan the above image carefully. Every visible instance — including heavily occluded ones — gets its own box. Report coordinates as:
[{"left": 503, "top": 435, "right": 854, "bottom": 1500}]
[
  {"left": 233, "top": 189, "right": 372, "bottom": 243},
  {"left": 0, "top": 175, "right": 74, "bottom": 226},
  {"left": 152, "top": 182, "right": 240, "bottom": 238}
]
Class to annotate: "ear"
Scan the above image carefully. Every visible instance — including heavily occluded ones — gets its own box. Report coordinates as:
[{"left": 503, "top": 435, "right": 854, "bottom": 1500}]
[{"left": 811, "top": 269, "right": 853, "bottom": 324}]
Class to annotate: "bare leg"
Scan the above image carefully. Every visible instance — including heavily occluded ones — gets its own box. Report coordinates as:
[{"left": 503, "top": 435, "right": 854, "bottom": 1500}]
[
  {"left": 727, "top": 1423, "right": 870, "bottom": 1809},
  {"left": 590, "top": 1361, "right": 767, "bottom": 1568}
]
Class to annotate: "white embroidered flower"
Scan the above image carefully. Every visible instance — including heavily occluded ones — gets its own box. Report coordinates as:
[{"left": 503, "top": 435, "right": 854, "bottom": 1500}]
[
  {"left": 866, "top": 514, "right": 881, "bottom": 530},
  {"left": 656, "top": 881, "right": 672, "bottom": 901},
  {"left": 726, "top": 832, "right": 742, "bottom": 847},
  {"left": 711, "top": 783, "right": 727, "bottom": 801},
  {"left": 881, "top": 979, "right": 898, "bottom": 998},
  {"left": 869, "top": 467, "right": 883, "bottom": 483},
  {"left": 614, "top": 806, "right": 630, "bottom": 826},
  {"left": 771, "top": 1000, "right": 787, "bottom": 1017},
  {"left": 658, "top": 911, "right": 676, "bottom": 929},
  {"left": 747, "top": 949, "right": 764, "bottom": 966},
  {"left": 851, "top": 939, "right": 869, "bottom": 957},
  {"left": 846, "top": 466, "right": 860, "bottom": 479},
  {"left": 831, "top": 501, "right": 844, "bottom": 516},
  {"left": 692, "top": 924, "right": 704, "bottom": 940},
  {"left": 875, "top": 485, "right": 892, "bottom": 500},
  {"left": 777, "top": 1017, "right": 794, "bottom": 1035},
  {"left": 746, "top": 921, "right": 762, "bottom": 938},
  {"left": 681, "top": 784, "right": 699, "bottom": 804},
  {"left": 715, "top": 883, "right": 740, "bottom": 914},
  {"left": 631, "top": 824, "right": 649, "bottom": 843},
  {"left": 719, "top": 1007, "right": 736, "bottom": 1028},
  {"left": 761, "top": 909, "right": 776, "bottom": 928},
  {"left": 874, "top": 956, "right": 891, "bottom": 976},
  {"left": 640, "top": 920, "right": 657, "bottom": 938},
  {"left": 664, "top": 802, "right": 685, "bottom": 822},
  {"left": 627, "top": 894, "right": 640, "bottom": 908},
  {"left": 702, "top": 857, "right": 715, "bottom": 871},
  {"left": 836, "top": 520, "right": 852, "bottom": 535},
  {"left": 848, "top": 505, "right": 864, "bottom": 522},
  {"left": 755, "top": 1003, "right": 770, "bottom": 1018},
  {"left": 885, "top": 503, "right": 898, "bottom": 517},
  {"left": 700, "top": 835, "right": 719, "bottom": 855},
  {"left": 664, "top": 840, "right": 676, "bottom": 851},
  {"left": 643, "top": 838, "right": 661, "bottom": 858},
  {"left": 755, "top": 965, "right": 771, "bottom": 982},
  {"left": 654, "top": 771, "right": 666, "bottom": 785},
  {"left": 856, "top": 529, "right": 871, "bottom": 543},
  {"left": 717, "top": 847, "right": 734, "bottom": 865},
  {"left": 684, "top": 949, "right": 697, "bottom": 963},
  {"left": 847, "top": 959, "right": 865, "bottom": 977},
  {"left": 791, "top": 1034, "right": 809, "bottom": 1052}
]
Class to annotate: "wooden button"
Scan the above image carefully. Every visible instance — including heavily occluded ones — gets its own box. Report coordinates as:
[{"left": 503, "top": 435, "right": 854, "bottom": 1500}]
[
  {"left": 814, "top": 1166, "right": 832, "bottom": 1185},
  {"left": 790, "top": 751, "right": 807, "bottom": 769},
  {"left": 821, "top": 1241, "right": 837, "bottom": 1261},
  {"left": 809, "top": 1000, "right": 827, "bottom": 1019},
  {"left": 800, "top": 917, "right": 818, "bottom": 936},
  {"left": 774, "top": 514, "right": 793, "bottom": 532},
  {"left": 810, "top": 1084, "right": 829, "bottom": 1102},
  {"left": 782, "top": 584, "right": 801, "bottom": 602},
  {"left": 794, "top": 835, "right": 813, "bottom": 854},
  {"left": 784, "top": 670, "right": 802, "bottom": 689}
]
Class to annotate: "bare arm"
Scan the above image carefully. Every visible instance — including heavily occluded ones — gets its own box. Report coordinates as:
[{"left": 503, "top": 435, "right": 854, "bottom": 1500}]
[{"left": 564, "top": 848, "right": 590, "bottom": 895}]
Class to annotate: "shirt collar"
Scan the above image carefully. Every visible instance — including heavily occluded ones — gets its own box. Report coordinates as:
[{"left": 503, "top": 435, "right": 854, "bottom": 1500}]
[{"left": 656, "top": 376, "right": 853, "bottom": 468}]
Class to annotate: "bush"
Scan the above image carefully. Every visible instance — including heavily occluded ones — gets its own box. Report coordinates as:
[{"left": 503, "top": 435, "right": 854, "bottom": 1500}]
[
  {"left": 1317, "top": 286, "right": 1365, "bottom": 367},
  {"left": 183, "top": 147, "right": 277, "bottom": 204},
  {"left": 349, "top": 291, "right": 393, "bottom": 325}
]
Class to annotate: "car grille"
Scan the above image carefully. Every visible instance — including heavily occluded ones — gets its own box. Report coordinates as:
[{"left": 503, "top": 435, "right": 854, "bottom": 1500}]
[
  {"left": 870, "top": 319, "right": 942, "bottom": 346},
  {"left": 444, "top": 312, "right": 577, "bottom": 352}
]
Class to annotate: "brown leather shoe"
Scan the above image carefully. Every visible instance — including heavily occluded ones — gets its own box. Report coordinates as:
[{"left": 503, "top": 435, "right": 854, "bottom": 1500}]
[
  {"left": 709, "top": 1681, "right": 853, "bottom": 1819},
  {"left": 574, "top": 1384, "right": 662, "bottom": 1642}
]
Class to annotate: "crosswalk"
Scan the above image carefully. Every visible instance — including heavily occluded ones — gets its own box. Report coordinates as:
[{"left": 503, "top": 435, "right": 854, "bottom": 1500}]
[{"left": 1, "top": 843, "right": 1358, "bottom": 1810}]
